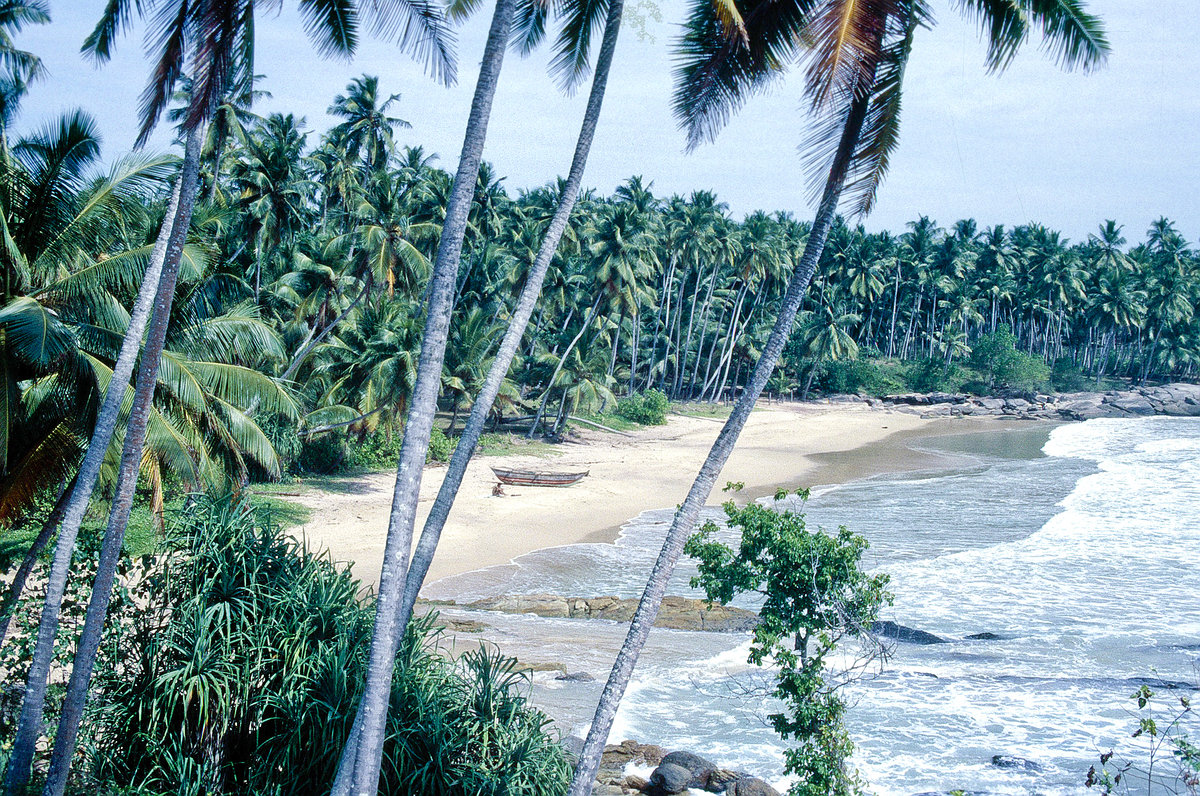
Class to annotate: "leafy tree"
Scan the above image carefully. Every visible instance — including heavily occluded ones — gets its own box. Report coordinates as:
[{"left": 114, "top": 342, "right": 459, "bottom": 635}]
[{"left": 685, "top": 493, "right": 891, "bottom": 796}]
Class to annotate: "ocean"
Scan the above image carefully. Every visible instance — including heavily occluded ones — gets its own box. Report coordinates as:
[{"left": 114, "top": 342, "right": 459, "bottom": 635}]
[{"left": 426, "top": 417, "right": 1200, "bottom": 794}]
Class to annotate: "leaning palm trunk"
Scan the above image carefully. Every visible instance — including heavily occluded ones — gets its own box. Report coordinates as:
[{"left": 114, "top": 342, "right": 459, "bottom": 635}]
[
  {"left": 332, "top": 1, "right": 517, "bottom": 792},
  {"left": 529, "top": 294, "right": 603, "bottom": 437},
  {"left": 399, "top": 0, "right": 625, "bottom": 626},
  {"left": 41, "top": 126, "right": 203, "bottom": 796},
  {"left": 2, "top": 153, "right": 194, "bottom": 794},
  {"left": 0, "top": 478, "right": 74, "bottom": 649},
  {"left": 566, "top": 78, "right": 875, "bottom": 796}
]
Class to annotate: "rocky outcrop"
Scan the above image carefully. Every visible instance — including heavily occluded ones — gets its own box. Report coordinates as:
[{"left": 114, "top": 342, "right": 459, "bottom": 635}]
[
  {"left": 992, "top": 754, "right": 1043, "bottom": 772},
  {"left": 860, "top": 382, "right": 1200, "bottom": 421},
  {"left": 464, "top": 594, "right": 760, "bottom": 632},
  {"left": 871, "top": 621, "right": 948, "bottom": 645}
]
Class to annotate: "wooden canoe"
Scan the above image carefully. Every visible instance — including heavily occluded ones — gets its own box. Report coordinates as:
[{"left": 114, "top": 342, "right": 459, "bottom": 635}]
[{"left": 490, "top": 466, "right": 588, "bottom": 487}]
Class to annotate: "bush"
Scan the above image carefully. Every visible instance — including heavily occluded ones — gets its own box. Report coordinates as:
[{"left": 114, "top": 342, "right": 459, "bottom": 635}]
[
  {"left": 297, "top": 430, "right": 349, "bottom": 474},
  {"left": 614, "top": 389, "right": 669, "bottom": 425},
  {"left": 348, "top": 427, "right": 403, "bottom": 470},
  {"left": 970, "top": 327, "right": 1050, "bottom": 392},
  {"left": 816, "top": 359, "right": 906, "bottom": 397},
  {"left": 427, "top": 426, "right": 455, "bottom": 462},
  {"left": 904, "top": 359, "right": 959, "bottom": 393},
  {"left": 82, "top": 494, "right": 569, "bottom": 795},
  {"left": 1051, "top": 357, "right": 1091, "bottom": 392}
]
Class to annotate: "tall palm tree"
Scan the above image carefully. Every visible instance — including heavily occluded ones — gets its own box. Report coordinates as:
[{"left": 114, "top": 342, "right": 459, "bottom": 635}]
[
  {"left": 566, "top": 0, "right": 1108, "bottom": 791},
  {"left": 331, "top": 0, "right": 520, "bottom": 791},
  {"left": 7, "top": 2, "right": 453, "bottom": 792}
]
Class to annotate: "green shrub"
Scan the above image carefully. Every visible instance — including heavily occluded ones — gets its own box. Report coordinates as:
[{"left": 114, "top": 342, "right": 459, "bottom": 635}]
[
  {"left": 614, "top": 389, "right": 669, "bottom": 425},
  {"left": 82, "top": 494, "right": 569, "bottom": 796},
  {"left": 904, "top": 359, "right": 959, "bottom": 392},
  {"left": 817, "top": 359, "right": 906, "bottom": 397},
  {"left": 970, "top": 327, "right": 1050, "bottom": 392},
  {"left": 1051, "top": 357, "right": 1091, "bottom": 392},
  {"left": 298, "top": 431, "right": 349, "bottom": 474},
  {"left": 427, "top": 426, "right": 455, "bottom": 462},
  {"left": 348, "top": 427, "right": 403, "bottom": 470}
]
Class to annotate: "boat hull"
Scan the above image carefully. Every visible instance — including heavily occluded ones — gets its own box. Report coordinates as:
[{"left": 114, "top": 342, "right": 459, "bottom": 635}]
[{"left": 490, "top": 467, "right": 588, "bottom": 487}]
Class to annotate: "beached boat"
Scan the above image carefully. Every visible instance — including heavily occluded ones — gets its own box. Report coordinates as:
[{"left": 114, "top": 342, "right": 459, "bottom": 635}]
[{"left": 490, "top": 466, "right": 589, "bottom": 487}]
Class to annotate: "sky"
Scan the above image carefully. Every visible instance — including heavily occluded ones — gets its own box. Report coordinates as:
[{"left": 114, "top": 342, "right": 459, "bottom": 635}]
[{"left": 16, "top": 1, "right": 1200, "bottom": 244}]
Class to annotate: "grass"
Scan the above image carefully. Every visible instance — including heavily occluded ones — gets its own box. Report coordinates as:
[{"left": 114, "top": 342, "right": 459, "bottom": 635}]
[
  {"left": 475, "top": 433, "right": 559, "bottom": 458},
  {"left": 571, "top": 412, "right": 642, "bottom": 433}
]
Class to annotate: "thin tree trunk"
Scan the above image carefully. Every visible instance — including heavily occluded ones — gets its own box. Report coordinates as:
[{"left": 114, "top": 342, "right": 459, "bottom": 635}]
[
  {"left": 529, "top": 295, "right": 602, "bottom": 437},
  {"left": 566, "top": 62, "right": 877, "bottom": 796},
  {"left": 0, "top": 479, "right": 73, "bottom": 649},
  {"left": 43, "top": 123, "right": 204, "bottom": 791},
  {"left": 396, "top": 0, "right": 624, "bottom": 630},
  {"left": 3, "top": 138, "right": 197, "bottom": 794},
  {"left": 280, "top": 285, "right": 367, "bottom": 381},
  {"left": 332, "top": 2, "right": 516, "bottom": 792}
]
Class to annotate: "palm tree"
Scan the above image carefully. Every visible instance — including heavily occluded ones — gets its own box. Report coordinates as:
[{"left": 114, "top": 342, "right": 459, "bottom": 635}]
[
  {"left": 566, "top": 0, "right": 1108, "bottom": 791},
  {"left": 328, "top": 74, "right": 411, "bottom": 172},
  {"left": 8, "top": 2, "right": 453, "bottom": 792},
  {"left": 330, "top": 1, "right": 520, "bottom": 790}
]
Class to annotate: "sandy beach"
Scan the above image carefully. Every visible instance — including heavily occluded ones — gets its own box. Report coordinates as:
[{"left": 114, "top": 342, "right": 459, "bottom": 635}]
[{"left": 281, "top": 402, "right": 1019, "bottom": 589}]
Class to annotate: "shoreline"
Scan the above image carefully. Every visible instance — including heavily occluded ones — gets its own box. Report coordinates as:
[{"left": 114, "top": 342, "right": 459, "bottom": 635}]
[{"left": 283, "top": 403, "right": 1034, "bottom": 590}]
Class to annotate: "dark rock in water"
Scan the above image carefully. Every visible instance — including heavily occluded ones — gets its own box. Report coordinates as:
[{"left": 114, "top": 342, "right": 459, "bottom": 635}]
[
  {"left": 660, "top": 750, "right": 717, "bottom": 788},
  {"left": 872, "top": 621, "right": 948, "bottom": 645},
  {"left": 992, "top": 754, "right": 1044, "bottom": 772},
  {"left": 965, "top": 632, "right": 1004, "bottom": 641},
  {"left": 1127, "top": 676, "right": 1199, "bottom": 691},
  {"left": 724, "top": 777, "right": 781, "bottom": 796},
  {"left": 649, "top": 762, "right": 694, "bottom": 794},
  {"left": 1171, "top": 642, "right": 1200, "bottom": 651},
  {"left": 555, "top": 671, "right": 595, "bottom": 682}
]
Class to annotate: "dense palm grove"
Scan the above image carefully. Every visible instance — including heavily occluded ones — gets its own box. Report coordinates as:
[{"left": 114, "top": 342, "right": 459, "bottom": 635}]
[{"left": 6, "top": 79, "right": 1199, "bottom": 498}]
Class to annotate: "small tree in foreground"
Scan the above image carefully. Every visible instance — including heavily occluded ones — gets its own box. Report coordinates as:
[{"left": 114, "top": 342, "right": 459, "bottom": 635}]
[{"left": 685, "top": 488, "right": 891, "bottom": 796}]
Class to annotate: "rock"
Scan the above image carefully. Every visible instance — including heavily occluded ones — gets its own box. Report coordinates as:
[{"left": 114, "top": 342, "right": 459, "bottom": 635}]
[
  {"left": 705, "top": 769, "right": 751, "bottom": 792},
  {"left": 976, "top": 397, "right": 1005, "bottom": 410},
  {"left": 469, "top": 593, "right": 570, "bottom": 617},
  {"left": 602, "top": 740, "right": 667, "bottom": 769},
  {"left": 659, "top": 751, "right": 718, "bottom": 788},
  {"left": 442, "top": 617, "right": 488, "bottom": 633},
  {"left": 593, "top": 785, "right": 627, "bottom": 795},
  {"left": 725, "top": 777, "right": 781, "bottom": 796},
  {"left": 991, "top": 754, "right": 1043, "bottom": 772},
  {"left": 965, "top": 632, "right": 1004, "bottom": 641},
  {"left": 871, "top": 620, "right": 948, "bottom": 645},
  {"left": 648, "top": 763, "right": 694, "bottom": 794},
  {"left": 468, "top": 594, "right": 758, "bottom": 632},
  {"left": 1127, "top": 676, "right": 1199, "bottom": 691},
  {"left": 1105, "top": 395, "right": 1156, "bottom": 415},
  {"left": 555, "top": 671, "right": 595, "bottom": 682},
  {"left": 624, "top": 774, "right": 649, "bottom": 791}
]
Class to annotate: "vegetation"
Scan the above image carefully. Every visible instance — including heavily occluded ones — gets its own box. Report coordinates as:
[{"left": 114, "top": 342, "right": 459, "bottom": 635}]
[
  {"left": 686, "top": 489, "right": 891, "bottom": 796},
  {"left": 2, "top": 493, "right": 569, "bottom": 794},
  {"left": 1088, "top": 684, "right": 1199, "bottom": 795}
]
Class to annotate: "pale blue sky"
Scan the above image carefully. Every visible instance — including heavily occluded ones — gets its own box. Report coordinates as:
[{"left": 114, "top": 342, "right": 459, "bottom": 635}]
[{"left": 18, "top": 1, "right": 1200, "bottom": 243}]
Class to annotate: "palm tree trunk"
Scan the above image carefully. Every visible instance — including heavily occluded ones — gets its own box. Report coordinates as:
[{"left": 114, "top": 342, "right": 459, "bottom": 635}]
[
  {"left": 332, "top": 2, "right": 516, "bottom": 792},
  {"left": 529, "top": 294, "right": 602, "bottom": 437},
  {"left": 2, "top": 134, "right": 199, "bottom": 794},
  {"left": 0, "top": 479, "right": 73, "bottom": 649},
  {"left": 566, "top": 65, "right": 877, "bottom": 796},
  {"left": 280, "top": 285, "right": 368, "bottom": 381},
  {"left": 396, "top": 0, "right": 624, "bottom": 626},
  {"left": 43, "top": 133, "right": 203, "bottom": 791}
]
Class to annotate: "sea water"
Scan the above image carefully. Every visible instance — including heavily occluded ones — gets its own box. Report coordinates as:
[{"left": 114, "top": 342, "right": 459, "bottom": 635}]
[{"left": 427, "top": 417, "right": 1200, "bottom": 794}]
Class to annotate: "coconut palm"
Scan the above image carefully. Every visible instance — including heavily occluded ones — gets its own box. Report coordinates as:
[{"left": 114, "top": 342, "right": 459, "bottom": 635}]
[
  {"left": 9, "top": 2, "right": 454, "bottom": 791},
  {"left": 566, "top": 0, "right": 1108, "bottom": 791},
  {"left": 328, "top": 74, "right": 411, "bottom": 173}
]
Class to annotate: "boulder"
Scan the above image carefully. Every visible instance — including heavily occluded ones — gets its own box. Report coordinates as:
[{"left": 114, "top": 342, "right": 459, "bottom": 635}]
[
  {"left": 991, "top": 755, "right": 1043, "bottom": 772},
  {"left": 1105, "top": 395, "right": 1156, "bottom": 415},
  {"left": 725, "top": 777, "right": 781, "bottom": 796},
  {"left": 648, "top": 763, "right": 694, "bottom": 794},
  {"left": 555, "top": 671, "right": 595, "bottom": 682},
  {"left": 871, "top": 620, "right": 948, "bottom": 645},
  {"left": 624, "top": 774, "right": 649, "bottom": 791},
  {"left": 593, "top": 785, "right": 627, "bottom": 796},
  {"left": 705, "top": 769, "right": 747, "bottom": 793},
  {"left": 659, "top": 750, "right": 718, "bottom": 788},
  {"left": 976, "top": 397, "right": 1005, "bottom": 411},
  {"left": 466, "top": 594, "right": 758, "bottom": 632},
  {"left": 468, "top": 594, "right": 570, "bottom": 617},
  {"left": 602, "top": 740, "right": 667, "bottom": 769},
  {"left": 965, "top": 632, "right": 1004, "bottom": 641}
]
